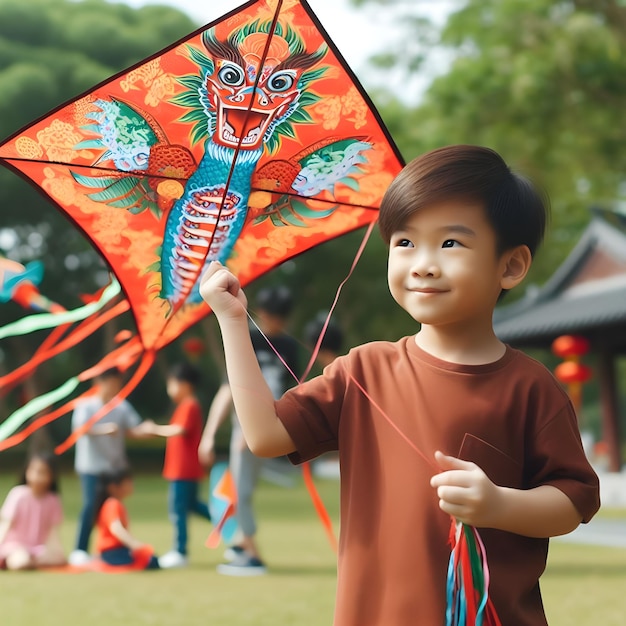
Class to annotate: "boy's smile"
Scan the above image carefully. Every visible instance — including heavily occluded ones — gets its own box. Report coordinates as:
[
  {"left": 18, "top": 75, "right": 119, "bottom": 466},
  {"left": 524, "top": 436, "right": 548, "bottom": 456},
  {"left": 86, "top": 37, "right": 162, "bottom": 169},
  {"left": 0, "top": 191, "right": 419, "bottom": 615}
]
[{"left": 387, "top": 200, "right": 509, "bottom": 335}]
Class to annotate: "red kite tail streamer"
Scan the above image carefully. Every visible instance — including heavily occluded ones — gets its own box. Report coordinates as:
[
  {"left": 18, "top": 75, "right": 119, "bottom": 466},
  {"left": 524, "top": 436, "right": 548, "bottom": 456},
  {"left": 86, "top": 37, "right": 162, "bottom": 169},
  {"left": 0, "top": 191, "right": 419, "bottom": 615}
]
[
  {"left": 54, "top": 347, "right": 155, "bottom": 455},
  {"left": 446, "top": 520, "right": 502, "bottom": 626},
  {"left": 301, "top": 461, "right": 337, "bottom": 552},
  {"left": 0, "top": 392, "right": 89, "bottom": 452},
  {"left": 0, "top": 299, "right": 129, "bottom": 393},
  {"left": 33, "top": 322, "right": 71, "bottom": 358},
  {"left": 0, "top": 338, "right": 142, "bottom": 450}
]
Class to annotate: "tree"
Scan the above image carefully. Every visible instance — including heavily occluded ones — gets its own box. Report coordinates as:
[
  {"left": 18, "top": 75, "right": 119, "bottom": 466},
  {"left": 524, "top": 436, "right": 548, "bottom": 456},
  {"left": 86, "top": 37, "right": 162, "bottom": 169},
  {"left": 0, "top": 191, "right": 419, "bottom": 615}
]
[
  {"left": 355, "top": 0, "right": 626, "bottom": 288},
  {"left": 0, "top": 0, "right": 197, "bottom": 429},
  {"left": 0, "top": 0, "right": 197, "bottom": 303}
]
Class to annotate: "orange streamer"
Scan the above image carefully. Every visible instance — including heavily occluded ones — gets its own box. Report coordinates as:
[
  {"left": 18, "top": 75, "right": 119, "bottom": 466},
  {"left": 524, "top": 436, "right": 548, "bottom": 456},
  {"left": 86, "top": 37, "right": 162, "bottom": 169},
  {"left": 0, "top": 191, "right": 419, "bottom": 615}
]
[{"left": 0, "top": 300, "right": 129, "bottom": 391}]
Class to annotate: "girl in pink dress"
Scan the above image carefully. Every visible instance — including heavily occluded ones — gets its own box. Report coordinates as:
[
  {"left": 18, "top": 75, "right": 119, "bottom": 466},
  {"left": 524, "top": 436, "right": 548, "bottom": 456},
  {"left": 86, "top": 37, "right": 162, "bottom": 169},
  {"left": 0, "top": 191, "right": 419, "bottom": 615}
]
[{"left": 0, "top": 453, "right": 66, "bottom": 570}]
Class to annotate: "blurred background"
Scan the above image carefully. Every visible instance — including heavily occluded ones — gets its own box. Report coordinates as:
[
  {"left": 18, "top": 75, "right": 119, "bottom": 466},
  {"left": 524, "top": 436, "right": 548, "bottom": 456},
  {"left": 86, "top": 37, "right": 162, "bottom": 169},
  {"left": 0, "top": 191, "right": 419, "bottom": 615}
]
[{"left": 1, "top": 0, "right": 625, "bottom": 467}]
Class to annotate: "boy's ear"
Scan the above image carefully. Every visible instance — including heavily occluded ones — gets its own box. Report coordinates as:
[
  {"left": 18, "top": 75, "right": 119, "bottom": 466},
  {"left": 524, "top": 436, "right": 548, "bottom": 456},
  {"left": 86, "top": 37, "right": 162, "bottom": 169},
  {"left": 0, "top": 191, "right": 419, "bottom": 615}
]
[{"left": 500, "top": 245, "right": 532, "bottom": 290}]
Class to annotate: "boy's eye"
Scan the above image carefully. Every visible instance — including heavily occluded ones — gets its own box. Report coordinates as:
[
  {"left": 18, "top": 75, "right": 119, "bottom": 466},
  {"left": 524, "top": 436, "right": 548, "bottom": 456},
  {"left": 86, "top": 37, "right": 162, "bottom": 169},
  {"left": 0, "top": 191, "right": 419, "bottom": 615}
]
[
  {"left": 442, "top": 239, "right": 459, "bottom": 248},
  {"left": 396, "top": 238, "right": 413, "bottom": 248}
]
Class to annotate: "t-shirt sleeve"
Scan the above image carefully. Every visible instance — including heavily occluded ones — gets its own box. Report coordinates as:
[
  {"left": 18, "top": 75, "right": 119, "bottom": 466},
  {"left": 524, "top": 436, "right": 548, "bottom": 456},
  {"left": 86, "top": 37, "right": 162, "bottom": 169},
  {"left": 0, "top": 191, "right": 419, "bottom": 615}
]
[
  {"left": 527, "top": 403, "right": 600, "bottom": 523},
  {"left": 0, "top": 487, "right": 21, "bottom": 521},
  {"left": 275, "top": 357, "right": 346, "bottom": 465}
]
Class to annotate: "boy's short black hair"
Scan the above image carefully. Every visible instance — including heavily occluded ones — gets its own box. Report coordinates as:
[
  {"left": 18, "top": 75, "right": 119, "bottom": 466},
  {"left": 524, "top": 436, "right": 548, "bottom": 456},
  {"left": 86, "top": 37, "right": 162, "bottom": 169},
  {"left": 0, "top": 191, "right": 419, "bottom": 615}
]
[
  {"left": 95, "top": 469, "right": 133, "bottom": 517},
  {"left": 304, "top": 312, "right": 343, "bottom": 354},
  {"left": 255, "top": 285, "right": 293, "bottom": 318},
  {"left": 378, "top": 145, "right": 548, "bottom": 257},
  {"left": 96, "top": 367, "right": 123, "bottom": 381},
  {"left": 168, "top": 362, "right": 201, "bottom": 387}
]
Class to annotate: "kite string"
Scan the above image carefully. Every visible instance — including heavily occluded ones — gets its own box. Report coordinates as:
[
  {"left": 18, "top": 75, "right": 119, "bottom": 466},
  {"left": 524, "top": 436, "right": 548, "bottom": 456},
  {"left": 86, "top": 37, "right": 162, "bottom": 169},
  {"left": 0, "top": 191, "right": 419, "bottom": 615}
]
[
  {"left": 247, "top": 220, "right": 376, "bottom": 386},
  {"left": 238, "top": 221, "right": 375, "bottom": 552}
]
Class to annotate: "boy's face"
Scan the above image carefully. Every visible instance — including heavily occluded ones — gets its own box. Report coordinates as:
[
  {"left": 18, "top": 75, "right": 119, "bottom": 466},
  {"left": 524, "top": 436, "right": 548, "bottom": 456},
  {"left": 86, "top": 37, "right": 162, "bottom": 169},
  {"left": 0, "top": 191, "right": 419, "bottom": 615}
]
[
  {"left": 97, "top": 376, "right": 123, "bottom": 402},
  {"left": 167, "top": 377, "right": 193, "bottom": 402},
  {"left": 109, "top": 477, "right": 134, "bottom": 500},
  {"left": 166, "top": 377, "right": 181, "bottom": 401},
  {"left": 387, "top": 200, "right": 510, "bottom": 330}
]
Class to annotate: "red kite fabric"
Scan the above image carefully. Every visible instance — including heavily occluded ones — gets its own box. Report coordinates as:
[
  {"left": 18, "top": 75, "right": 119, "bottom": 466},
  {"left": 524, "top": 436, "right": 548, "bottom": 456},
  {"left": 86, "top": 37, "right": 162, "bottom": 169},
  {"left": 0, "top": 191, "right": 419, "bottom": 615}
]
[{"left": 0, "top": 0, "right": 403, "bottom": 351}]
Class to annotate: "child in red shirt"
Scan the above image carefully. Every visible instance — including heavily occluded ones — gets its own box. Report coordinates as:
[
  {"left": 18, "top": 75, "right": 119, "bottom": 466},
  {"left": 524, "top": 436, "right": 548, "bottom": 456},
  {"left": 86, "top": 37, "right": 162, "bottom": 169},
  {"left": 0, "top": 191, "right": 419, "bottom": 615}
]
[
  {"left": 95, "top": 470, "right": 158, "bottom": 570},
  {"left": 140, "top": 363, "right": 210, "bottom": 568}
]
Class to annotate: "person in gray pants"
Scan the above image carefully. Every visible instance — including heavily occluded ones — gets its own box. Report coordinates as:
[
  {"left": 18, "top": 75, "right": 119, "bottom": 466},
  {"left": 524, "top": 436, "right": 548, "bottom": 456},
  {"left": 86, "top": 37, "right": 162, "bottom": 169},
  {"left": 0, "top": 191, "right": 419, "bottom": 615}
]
[{"left": 199, "top": 286, "right": 300, "bottom": 576}]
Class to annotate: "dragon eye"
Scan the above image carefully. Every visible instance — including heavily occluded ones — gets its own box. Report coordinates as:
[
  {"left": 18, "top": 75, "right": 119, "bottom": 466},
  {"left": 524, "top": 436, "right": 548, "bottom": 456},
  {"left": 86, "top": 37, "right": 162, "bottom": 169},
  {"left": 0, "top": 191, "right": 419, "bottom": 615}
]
[
  {"left": 218, "top": 62, "right": 245, "bottom": 87},
  {"left": 267, "top": 71, "right": 295, "bottom": 92}
]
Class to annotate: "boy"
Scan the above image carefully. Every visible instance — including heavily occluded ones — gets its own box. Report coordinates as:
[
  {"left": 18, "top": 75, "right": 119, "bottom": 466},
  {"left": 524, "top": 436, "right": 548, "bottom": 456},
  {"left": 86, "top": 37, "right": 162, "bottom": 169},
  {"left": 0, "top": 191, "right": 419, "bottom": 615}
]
[
  {"left": 70, "top": 367, "right": 145, "bottom": 565},
  {"left": 140, "top": 362, "right": 210, "bottom": 568},
  {"left": 199, "top": 145, "right": 600, "bottom": 624},
  {"left": 198, "top": 286, "right": 300, "bottom": 575}
]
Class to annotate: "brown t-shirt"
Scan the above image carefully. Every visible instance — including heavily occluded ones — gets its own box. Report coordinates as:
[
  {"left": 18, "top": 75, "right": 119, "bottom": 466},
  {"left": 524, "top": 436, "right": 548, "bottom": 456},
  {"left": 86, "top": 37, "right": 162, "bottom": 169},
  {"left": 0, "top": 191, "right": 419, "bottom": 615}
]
[{"left": 276, "top": 337, "right": 600, "bottom": 626}]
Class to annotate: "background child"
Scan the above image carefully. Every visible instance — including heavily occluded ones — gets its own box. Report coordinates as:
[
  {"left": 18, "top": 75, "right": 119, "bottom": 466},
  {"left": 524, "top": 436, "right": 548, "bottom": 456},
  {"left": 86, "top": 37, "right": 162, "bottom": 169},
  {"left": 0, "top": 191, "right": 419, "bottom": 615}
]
[
  {"left": 140, "top": 362, "right": 210, "bottom": 569},
  {"left": 0, "top": 453, "right": 65, "bottom": 570},
  {"left": 70, "top": 366, "right": 146, "bottom": 565},
  {"left": 199, "top": 145, "right": 600, "bottom": 624},
  {"left": 199, "top": 286, "right": 301, "bottom": 576},
  {"left": 95, "top": 470, "right": 158, "bottom": 570}
]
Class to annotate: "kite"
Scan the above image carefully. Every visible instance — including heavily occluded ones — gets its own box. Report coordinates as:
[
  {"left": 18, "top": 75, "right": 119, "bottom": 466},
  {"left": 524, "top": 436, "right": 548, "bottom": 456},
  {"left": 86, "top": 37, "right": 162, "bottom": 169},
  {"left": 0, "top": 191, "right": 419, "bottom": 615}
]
[
  {"left": 0, "top": 257, "right": 64, "bottom": 314},
  {"left": 0, "top": 0, "right": 499, "bottom": 622},
  {"left": 0, "top": 0, "right": 402, "bottom": 451},
  {"left": 205, "top": 461, "right": 239, "bottom": 549}
]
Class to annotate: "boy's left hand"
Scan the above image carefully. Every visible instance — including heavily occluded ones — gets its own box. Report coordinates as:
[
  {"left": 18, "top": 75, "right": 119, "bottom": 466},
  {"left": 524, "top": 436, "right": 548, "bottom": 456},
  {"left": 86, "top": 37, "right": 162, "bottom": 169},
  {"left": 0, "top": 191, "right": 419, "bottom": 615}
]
[{"left": 430, "top": 451, "right": 501, "bottom": 527}]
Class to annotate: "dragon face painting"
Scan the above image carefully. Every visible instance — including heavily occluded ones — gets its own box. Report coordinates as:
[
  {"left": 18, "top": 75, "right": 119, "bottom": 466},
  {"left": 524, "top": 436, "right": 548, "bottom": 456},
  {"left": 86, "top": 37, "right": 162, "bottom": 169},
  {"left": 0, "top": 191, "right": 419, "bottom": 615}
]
[
  {"left": 159, "top": 21, "right": 331, "bottom": 309},
  {"left": 203, "top": 28, "right": 323, "bottom": 151},
  {"left": 0, "top": 0, "right": 403, "bottom": 350}
]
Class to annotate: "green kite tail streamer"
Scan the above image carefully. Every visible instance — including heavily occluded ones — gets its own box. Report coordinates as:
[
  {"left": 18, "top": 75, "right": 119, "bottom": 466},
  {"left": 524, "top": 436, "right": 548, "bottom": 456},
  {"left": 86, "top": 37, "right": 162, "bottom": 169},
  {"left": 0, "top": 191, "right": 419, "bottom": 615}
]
[
  {"left": 0, "top": 377, "right": 80, "bottom": 442},
  {"left": 0, "top": 280, "right": 121, "bottom": 340}
]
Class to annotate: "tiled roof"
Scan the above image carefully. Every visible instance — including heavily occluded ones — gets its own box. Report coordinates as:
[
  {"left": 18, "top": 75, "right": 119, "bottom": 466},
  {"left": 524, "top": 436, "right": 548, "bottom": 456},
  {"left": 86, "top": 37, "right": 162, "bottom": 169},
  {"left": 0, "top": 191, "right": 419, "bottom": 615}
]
[
  {"left": 493, "top": 279, "right": 626, "bottom": 342},
  {"left": 493, "top": 214, "right": 626, "bottom": 345}
]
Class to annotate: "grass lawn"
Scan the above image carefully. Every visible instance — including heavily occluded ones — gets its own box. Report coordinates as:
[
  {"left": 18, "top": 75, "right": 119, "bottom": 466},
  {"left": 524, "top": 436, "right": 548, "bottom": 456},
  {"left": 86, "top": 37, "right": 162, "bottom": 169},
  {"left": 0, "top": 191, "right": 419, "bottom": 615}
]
[{"left": 0, "top": 472, "right": 624, "bottom": 625}]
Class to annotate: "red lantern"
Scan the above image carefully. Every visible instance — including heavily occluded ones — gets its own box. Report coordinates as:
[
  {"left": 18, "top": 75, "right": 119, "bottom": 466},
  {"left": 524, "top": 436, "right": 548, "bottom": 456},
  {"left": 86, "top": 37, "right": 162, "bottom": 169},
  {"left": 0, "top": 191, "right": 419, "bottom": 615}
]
[
  {"left": 183, "top": 337, "right": 205, "bottom": 359},
  {"left": 554, "top": 361, "right": 593, "bottom": 384},
  {"left": 551, "top": 335, "right": 589, "bottom": 358}
]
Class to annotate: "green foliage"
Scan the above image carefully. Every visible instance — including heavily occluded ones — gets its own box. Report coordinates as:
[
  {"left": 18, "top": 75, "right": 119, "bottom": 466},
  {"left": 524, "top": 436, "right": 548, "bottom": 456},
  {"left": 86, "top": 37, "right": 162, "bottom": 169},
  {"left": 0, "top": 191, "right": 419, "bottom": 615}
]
[
  {"left": 0, "top": 0, "right": 197, "bottom": 419},
  {"left": 356, "top": 0, "right": 626, "bottom": 291}
]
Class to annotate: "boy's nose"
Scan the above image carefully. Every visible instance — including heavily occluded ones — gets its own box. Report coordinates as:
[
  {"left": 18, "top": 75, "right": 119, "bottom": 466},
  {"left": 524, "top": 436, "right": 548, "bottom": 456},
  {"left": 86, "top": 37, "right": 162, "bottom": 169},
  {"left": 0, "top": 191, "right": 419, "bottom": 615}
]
[{"left": 411, "top": 251, "right": 440, "bottom": 278}]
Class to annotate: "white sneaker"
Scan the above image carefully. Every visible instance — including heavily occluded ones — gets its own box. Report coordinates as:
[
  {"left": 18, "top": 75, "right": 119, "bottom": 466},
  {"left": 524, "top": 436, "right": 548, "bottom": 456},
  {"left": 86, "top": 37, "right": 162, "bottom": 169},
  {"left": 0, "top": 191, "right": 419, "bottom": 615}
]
[
  {"left": 68, "top": 550, "right": 92, "bottom": 566},
  {"left": 158, "top": 551, "right": 188, "bottom": 569}
]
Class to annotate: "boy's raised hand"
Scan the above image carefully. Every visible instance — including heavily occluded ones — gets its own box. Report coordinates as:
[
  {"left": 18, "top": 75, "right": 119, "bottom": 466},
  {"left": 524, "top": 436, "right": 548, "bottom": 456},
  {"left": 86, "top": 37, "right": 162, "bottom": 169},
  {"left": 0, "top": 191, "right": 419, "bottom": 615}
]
[
  {"left": 199, "top": 261, "right": 248, "bottom": 321},
  {"left": 430, "top": 451, "right": 501, "bottom": 527}
]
